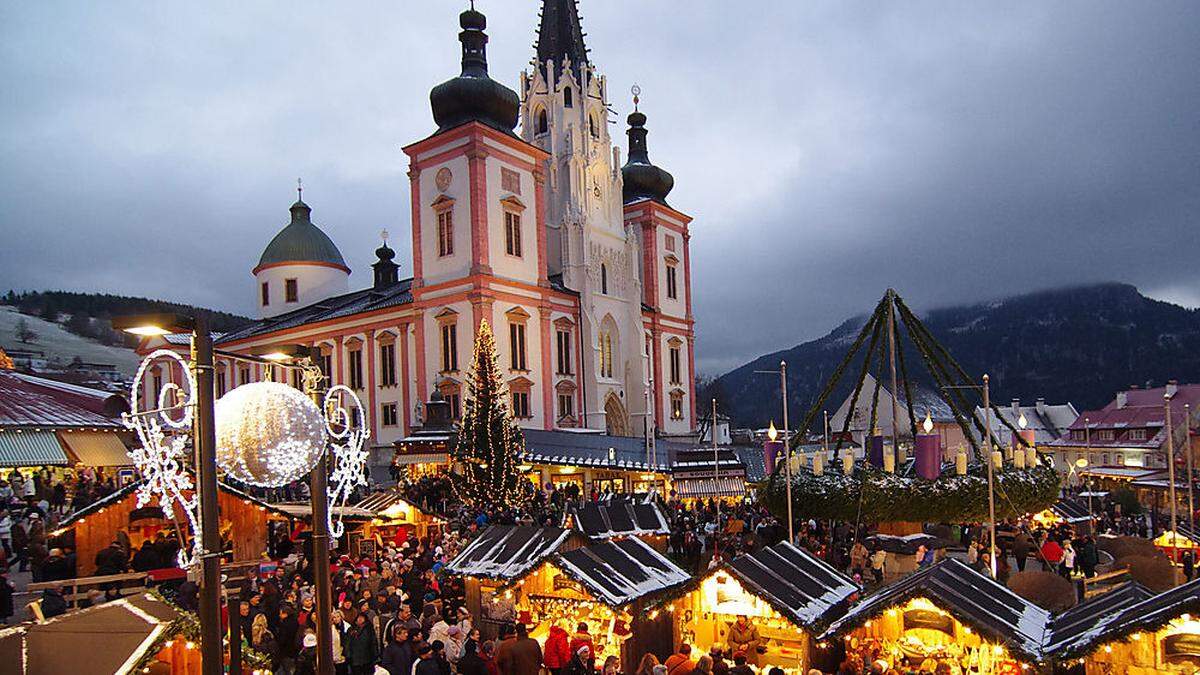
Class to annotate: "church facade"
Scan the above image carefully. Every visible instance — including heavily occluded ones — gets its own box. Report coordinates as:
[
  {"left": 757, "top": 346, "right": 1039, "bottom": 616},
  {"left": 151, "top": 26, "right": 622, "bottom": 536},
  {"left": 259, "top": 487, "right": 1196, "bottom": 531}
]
[{"left": 141, "top": 1, "right": 697, "bottom": 460}]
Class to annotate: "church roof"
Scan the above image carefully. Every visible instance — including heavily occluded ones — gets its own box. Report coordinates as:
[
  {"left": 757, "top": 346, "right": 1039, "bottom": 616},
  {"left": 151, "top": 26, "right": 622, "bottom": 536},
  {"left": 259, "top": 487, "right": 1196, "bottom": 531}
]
[
  {"left": 536, "top": 0, "right": 589, "bottom": 75},
  {"left": 430, "top": 8, "right": 520, "bottom": 136},
  {"left": 255, "top": 200, "right": 349, "bottom": 273}
]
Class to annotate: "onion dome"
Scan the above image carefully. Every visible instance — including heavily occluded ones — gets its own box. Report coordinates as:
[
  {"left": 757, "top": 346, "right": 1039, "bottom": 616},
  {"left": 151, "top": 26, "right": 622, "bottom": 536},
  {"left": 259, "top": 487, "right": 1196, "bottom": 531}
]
[
  {"left": 254, "top": 199, "right": 349, "bottom": 274},
  {"left": 372, "top": 231, "right": 400, "bottom": 289},
  {"left": 430, "top": 7, "right": 520, "bottom": 134},
  {"left": 621, "top": 108, "right": 674, "bottom": 205}
]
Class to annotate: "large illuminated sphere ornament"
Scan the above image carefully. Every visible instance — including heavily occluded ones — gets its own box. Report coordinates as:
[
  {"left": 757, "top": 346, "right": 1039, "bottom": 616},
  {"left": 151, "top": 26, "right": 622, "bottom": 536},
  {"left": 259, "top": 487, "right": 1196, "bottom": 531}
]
[{"left": 215, "top": 382, "right": 326, "bottom": 487}]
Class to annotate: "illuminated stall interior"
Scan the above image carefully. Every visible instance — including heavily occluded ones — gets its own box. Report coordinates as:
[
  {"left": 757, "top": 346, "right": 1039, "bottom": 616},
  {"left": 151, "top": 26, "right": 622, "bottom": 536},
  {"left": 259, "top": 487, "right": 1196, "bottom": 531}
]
[
  {"left": 1048, "top": 576, "right": 1200, "bottom": 674},
  {"left": 1028, "top": 498, "right": 1094, "bottom": 534},
  {"left": 353, "top": 488, "right": 449, "bottom": 543},
  {"left": 819, "top": 559, "right": 1051, "bottom": 674},
  {"left": 664, "top": 542, "right": 858, "bottom": 675},
  {"left": 566, "top": 493, "right": 670, "bottom": 551},
  {"left": 503, "top": 537, "right": 689, "bottom": 673},
  {"left": 1153, "top": 527, "right": 1200, "bottom": 563},
  {"left": 446, "top": 524, "right": 572, "bottom": 639}
]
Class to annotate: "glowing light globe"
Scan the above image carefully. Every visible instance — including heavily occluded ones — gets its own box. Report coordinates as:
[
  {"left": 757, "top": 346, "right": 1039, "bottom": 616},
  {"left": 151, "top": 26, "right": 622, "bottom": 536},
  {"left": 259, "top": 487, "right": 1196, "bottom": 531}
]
[{"left": 215, "top": 382, "right": 325, "bottom": 487}]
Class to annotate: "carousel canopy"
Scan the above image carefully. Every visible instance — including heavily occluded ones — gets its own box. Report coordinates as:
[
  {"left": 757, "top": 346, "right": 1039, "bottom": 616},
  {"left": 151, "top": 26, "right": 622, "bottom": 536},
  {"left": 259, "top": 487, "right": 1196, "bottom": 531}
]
[
  {"left": 1048, "top": 576, "right": 1200, "bottom": 659},
  {"left": 819, "top": 558, "right": 1052, "bottom": 661},
  {"left": 727, "top": 541, "right": 860, "bottom": 627},
  {"left": 555, "top": 537, "right": 690, "bottom": 607},
  {"left": 571, "top": 493, "right": 670, "bottom": 540},
  {"left": 1043, "top": 582, "right": 1153, "bottom": 657},
  {"left": 445, "top": 524, "right": 569, "bottom": 580}
]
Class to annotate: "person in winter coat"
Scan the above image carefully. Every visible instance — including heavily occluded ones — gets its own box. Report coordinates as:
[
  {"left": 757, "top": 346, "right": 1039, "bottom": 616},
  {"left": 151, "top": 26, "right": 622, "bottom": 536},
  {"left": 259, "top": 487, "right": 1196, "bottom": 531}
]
[
  {"left": 0, "top": 570, "right": 13, "bottom": 624},
  {"left": 458, "top": 638, "right": 489, "bottom": 675},
  {"left": 568, "top": 623, "right": 595, "bottom": 672},
  {"left": 344, "top": 613, "right": 380, "bottom": 675},
  {"left": 380, "top": 625, "right": 414, "bottom": 675},
  {"left": 1060, "top": 540, "right": 1077, "bottom": 578},
  {"left": 565, "top": 646, "right": 593, "bottom": 675},
  {"left": 849, "top": 541, "right": 869, "bottom": 576},
  {"left": 297, "top": 630, "right": 319, "bottom": 675},
  {"left": 544, "top": 623, "right": 573, "bottom": 675},
  {"left": 1012, "top": 530, "right": 1034, "bottom": 572},
  {"left": 1077, "top": 536, "right": 1099, "bottom": 579},
  {"left": 727, "top": 617, "right": 761, "bottom": 667},
  {"left": 664, "top": 644, "right": 695, "bottom": 675},
  {"left": 252, "top": 614, "right": 280, "bottom": 670},
  {"left": 498, "top": 623, "right": 544, "bottom": 675}
]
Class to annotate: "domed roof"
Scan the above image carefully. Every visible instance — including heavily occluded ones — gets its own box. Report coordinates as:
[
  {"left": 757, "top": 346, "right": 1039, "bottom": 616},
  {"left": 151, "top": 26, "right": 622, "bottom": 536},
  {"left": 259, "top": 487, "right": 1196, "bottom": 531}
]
[
  {"left": 621, "top": 110, "right": 674, "bottom": 205},
  {"left": 429, "top": 8, "right": 520, "bottom": 135},
  {"left": 255, "top": 200, "right": 350, "bottom": 274}
]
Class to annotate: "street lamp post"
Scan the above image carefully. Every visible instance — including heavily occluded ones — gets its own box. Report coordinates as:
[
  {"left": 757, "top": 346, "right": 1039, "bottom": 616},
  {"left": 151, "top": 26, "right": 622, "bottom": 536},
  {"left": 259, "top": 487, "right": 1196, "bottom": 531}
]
[
  {"left": 942, "top": 375, "right": 998, "bottom": 578},
  {"left": 1165, "top": 394, "right": 1179, "bottom": 549},
  {"left": 1084, "top": 417, "right": 1091, "bottom": 492},
  {"left": 1187, "top": 403, "right": 1196, "bottom": 534},
  {"left": 115, "top": 312, "right": 222, "bottom": 675},
  {"left": 756, "top": 362, "right": 793, "bottom": 543}
]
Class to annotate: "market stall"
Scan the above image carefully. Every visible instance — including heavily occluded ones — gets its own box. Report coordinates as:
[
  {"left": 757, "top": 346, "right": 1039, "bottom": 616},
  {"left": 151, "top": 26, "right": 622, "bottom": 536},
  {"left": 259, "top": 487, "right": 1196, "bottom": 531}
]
[
  {"left": 446, "top": 524, "right": 572, "bottom": 638},
  {"left": 1153, "top": 527, "right": 1200, "bottom": 563},
  {"left": 353, "top": 487, "right": 449, "bottom": 543},
  {"left": 567, "top": 492, "right": 670, "bottom": 550},
  {"left": 504, "top": 537, "right": 690, "bottom": 673},
  {"left": 1029, "top": 499, "right": 1094, "bottom": 535},
  {"left": 1042, "top": 581, "right": 1153, "bottom": 670},
  {"left": 863, "top": 533, "right": 947, "bottom": 581},
  {"left": 819, "top": 559, "right": 1052, "bottom": 674},
  {"left": 661, "top": 541, "right": 859, "bottom": 674},
  {"left": 1046, "top": 577, "right": 1200, "bottom": 674}
]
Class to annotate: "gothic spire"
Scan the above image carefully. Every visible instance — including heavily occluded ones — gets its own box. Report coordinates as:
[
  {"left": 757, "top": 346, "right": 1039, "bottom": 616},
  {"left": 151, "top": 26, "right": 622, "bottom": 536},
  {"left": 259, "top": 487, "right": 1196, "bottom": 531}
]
[{"left": 535, "top": 0, "right": 589, "bottom": 75}]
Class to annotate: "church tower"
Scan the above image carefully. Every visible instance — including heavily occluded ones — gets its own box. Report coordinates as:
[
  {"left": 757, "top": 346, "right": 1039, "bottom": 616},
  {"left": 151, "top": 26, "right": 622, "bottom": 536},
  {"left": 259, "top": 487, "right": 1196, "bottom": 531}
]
[{"left": 520, "top": 0, "right": 650, "bottom": 436}]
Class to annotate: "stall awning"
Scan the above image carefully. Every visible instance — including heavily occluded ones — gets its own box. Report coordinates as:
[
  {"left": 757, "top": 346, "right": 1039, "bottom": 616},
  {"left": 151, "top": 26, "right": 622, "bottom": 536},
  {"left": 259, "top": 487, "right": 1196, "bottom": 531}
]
[
  {"left": 572, "top": 493, "right": 670, "bottom": 540},
  {"left": 60, "top": 430, "right": 131, "bottom": 466},
  {"left": 0, "top": 430, "right": 69, "bottom": 467},
  {"left": 727, "top": 542, "right": 860, "bottom": 626},
  {"left": 672, "top": 476, "right": 745, "bottom": 499},
  {"left": 556, "top": 537, "right": 690, "bottom": 606},
  {"left": 393, "top": 453, "right": 448, "bottom": 466},
  {"left": 446, "top": 524, "right": 569, "bottom": 580}
]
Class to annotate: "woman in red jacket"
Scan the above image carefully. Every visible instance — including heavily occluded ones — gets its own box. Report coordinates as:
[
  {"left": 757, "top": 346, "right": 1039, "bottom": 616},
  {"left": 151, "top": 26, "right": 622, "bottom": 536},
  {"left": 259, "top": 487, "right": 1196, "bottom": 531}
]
[{"left": 545, "top": 623, "right": 573, "bottom": 675}]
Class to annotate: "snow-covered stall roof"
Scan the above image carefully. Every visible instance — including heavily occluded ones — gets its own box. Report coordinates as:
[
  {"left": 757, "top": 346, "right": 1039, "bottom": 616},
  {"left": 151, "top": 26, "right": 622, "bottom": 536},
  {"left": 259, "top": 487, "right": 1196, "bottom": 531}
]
[
  {"left": 819, "top": 558, "right": 1052, "bottom": 661},
  {"left": 572, "top": 493, "right": 670, "bottom": 540},
  {"left": 1047, "top": 576, "right": 1200, "bottom": 659},
  {"left": 727, "top": 541, "right": 860, "bottom": 627},
  {"left": 863, "top": 533, "right": 946, "bottom": 555},
  {"left": 1049, "top": 498, "right": 1093, "bottom": 524},
  {"left": 1043, "top": 582, "right": 1153, "bottom": 656},
  {"left": 445, "top": 525, "right": 569, "bottom": 580},
  {"left": 554, "top": 537, "right": 690, "bottom": 607}
]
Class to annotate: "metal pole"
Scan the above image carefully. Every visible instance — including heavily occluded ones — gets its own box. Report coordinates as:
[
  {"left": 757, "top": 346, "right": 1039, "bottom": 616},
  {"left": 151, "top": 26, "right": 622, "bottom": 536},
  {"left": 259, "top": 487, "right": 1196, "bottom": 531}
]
[
  {"left": 886, "top": 291, "right": 901, "bottom": 468},
  {"left": 1084, "top": 418, "right": 1091, "bottom": 493},
  {"left": 306, "top": 364, "right": 335, "bottom": 675},
  {"left": 982, "top": 374, "right": 998, "bottom": 579},
  {"left": 1186, "top": 403, "right": 1196, "bottom": 534},
  {"left": 1165, "top": 395, "right": 1178, "bottom": 549},
  {"left": 192, "top": 314, "right": 223, "bottom": 675},
  {"left": 712, "top": 398, "right": 720, "bottom": 555},
  {"left": 781, "top": 361, "right": 793, "bottom": 544}
]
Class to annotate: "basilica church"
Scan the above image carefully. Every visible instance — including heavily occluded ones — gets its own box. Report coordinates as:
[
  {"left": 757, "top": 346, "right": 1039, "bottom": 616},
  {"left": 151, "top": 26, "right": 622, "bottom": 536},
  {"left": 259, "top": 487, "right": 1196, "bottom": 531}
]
[{"left": 144, "top": 1, "right": 698, "bottom": 468}]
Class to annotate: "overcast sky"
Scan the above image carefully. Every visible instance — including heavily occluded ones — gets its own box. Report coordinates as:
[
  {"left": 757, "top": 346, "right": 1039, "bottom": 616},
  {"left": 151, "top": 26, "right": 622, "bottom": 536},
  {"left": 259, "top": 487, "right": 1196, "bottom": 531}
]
[{"left": 2, "top": 1, "right": 1198, "bottom": 375}]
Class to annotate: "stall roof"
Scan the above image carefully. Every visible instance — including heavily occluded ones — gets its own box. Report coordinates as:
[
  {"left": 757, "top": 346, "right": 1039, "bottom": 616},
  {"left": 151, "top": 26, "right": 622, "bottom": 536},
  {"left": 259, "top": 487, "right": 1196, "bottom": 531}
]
[
  {"left": 445, "top": 525, "right": 570, "bottom": 580},
  {"left": 1050, "top": 576, "right": 1200, "bottom": 659},
  {"left": 269, "top": 503, "right": 375, "bottom": 520},
  {"left": 0, "top": 430, "right": 70, "bottom": 467},
  {"left": 671, "top": 476, "right": 745, "bottom": 499},
  {"left": 819, "top": 558, "right": 1052, "bottom": 660},
  {"left": 354, "top": 488, "right": 447, "bottom": 521},
  {"left": 727, "top": 542, "right": 860, "bottom": 627},
  {"left": 1049, "top": 499, "right": 1094, "bottom": 524},
  {"left": 555, "top": 537, "right": 690, "bottom": 606},
  {"left": 522, "top": 429, "right": 688, "bottom": 472},
  {"left": 1043, "top": 582, "right": 1153, "bottom": 656},
  {"left": 15, "top": 592, "right": 177, "bottom": 675},
  {"left": 59, "top": 430, "right": 131, "bottom": 467},
  {"left": 572, "top": 493, "right": 669, "bottom": 540},
  {"left": 863, "top": 533, "right": 946, "bottom": 555}
]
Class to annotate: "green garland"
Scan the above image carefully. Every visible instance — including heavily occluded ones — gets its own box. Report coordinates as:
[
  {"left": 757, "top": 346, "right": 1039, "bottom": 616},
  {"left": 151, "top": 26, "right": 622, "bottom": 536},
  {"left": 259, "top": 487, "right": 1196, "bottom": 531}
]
[
  {"left": 131, "top": 589, "right": 272, "bottom": 673},
  {"left": 761, "top": 463, "right": 1061, "bottom": 524}
]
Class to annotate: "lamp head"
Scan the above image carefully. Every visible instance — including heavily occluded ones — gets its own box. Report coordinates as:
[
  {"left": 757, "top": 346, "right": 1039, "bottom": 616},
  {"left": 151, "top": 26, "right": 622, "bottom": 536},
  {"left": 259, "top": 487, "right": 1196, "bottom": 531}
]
[
  {"left": 251, "top": 344, "right": 312, "bottom": 363},
  {"left": 767, "top": 421, "right": 778, "bottom": 442},
  {"left": 922, "top": 411, "right": 933, "bottom": 434},
  {"left": 112, "top": 312, "right": 194, "bottom": 336},
  {"left": 1075, "top": 458, "right": 1089, "bottom": 468},
  {"left": 1018, "top": 412, "right": 1028, "bottom": 429}
]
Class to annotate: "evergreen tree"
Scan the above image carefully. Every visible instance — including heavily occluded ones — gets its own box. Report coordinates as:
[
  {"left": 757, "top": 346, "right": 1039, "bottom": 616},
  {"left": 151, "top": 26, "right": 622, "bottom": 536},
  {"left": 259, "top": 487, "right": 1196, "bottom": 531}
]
[{"left": 451, "top": 319, "right": 533, "bottom": 510}]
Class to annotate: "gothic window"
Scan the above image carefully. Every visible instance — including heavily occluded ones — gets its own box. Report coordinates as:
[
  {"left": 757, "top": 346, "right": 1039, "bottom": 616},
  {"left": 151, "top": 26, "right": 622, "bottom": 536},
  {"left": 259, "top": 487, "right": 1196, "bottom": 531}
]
[
  {"left": 536, "top": 108, "right": 549, "bottom": 135},
  {"left": 563, "top": 86, "right": 573, "bottom": 108},
  {"left": 437, "top": 211, "right": 454, "bottom": 257},
  {"left": 505, "top": 212, "right": 522, "bottom": 257},
  {"left": 601, "top": 264, "right": 608, "bottom": 295},
  {"left": 599, "top": 333, "right": 615, "bottom": 378},
  {"left": 589, "top": 114, "right": 598, "bottom": 138},
  {"left": 260, "top": 281, "right": 269, "bottom": 307}
]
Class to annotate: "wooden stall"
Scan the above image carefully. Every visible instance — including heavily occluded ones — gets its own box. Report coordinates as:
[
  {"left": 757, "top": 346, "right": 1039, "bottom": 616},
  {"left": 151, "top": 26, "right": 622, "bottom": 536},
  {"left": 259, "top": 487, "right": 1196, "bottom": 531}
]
[
  {"left": 353, "top": 488, "right": 450, "bottom": 544},
  {"left": 446, "top": 525, "right": 572, "bottom": 640},
  {"left": 661, "top": 542, "right": 859, "bottom": 675},
  {"left": 863, "top": 533, "right": 947, "bottom": 581},
  {"left": 1047, "top": 577, "right": 1200, "bottom": 674},
  {"left": 504, "top": 537, "right": 690, "bottom": 674},
  {"left": 565, "top": 493, "right": 671, "bottom": 551},
  {"left": 819, "top": 559, "right": 1053, "bottom": 674},
  {"left": 1029, "top": 499, "right": 1095, "bottom": 536},
  {"left": 1153, "top": 528, "right": 1200, "bottom": 564},
  {"left": 52, "top": 479, "right": 282, "bottom": 577}
]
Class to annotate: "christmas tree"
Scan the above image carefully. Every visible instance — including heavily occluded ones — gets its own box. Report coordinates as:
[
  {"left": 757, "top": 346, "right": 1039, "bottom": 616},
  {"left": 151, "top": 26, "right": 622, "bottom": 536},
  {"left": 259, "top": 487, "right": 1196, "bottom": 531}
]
[{"left": 451, "top": 319, "right": 534, "bottom": 510}]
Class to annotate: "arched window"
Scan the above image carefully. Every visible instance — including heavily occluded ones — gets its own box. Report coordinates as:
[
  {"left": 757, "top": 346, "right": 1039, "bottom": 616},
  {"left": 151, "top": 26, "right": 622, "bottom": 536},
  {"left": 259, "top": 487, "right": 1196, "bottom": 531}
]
[
  {"left": 601, "top": 264, "right": 608, "bottom": 294},
  {"left": 589, "top": 114, "right": 598, "bottom": 138},
  {"left": 536, "top": 108, "right": 548, "bottom": 135},
  {"left": 563, "top": 86, "right": 573, "bottom": 108}
]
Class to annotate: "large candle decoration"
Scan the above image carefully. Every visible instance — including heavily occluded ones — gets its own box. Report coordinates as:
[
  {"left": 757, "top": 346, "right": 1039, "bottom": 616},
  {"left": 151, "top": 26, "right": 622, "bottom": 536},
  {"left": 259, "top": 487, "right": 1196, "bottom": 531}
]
[
  {"left": 915, "top": 413, "right": 941, "bottom": 479},
  {"left": 883, "top": 450, "right": 895, "bottom": 473},
  {"left": 813, "top": 453, "right": 825, "bottom": 476},
  {"left": 843, "top": 450, "right": 854, "bottom": 474},
  {"left": 1026, "top": 447, "right": 1038, "bottom": 467},
  {"left": 869, "top": 433, "right": 885, "bottom": 468},
  {"left": 764, "top": 421, "right": 783, "bottom": 472},
  {"left": 956, "top": 448, "right": 968, "bottom": 475},
  {"left": 992, "top": 450, "right": 1004, "bottom": 469},
  {"left": 1013, "top": 448, "right": 1026, "bottom": 469}
]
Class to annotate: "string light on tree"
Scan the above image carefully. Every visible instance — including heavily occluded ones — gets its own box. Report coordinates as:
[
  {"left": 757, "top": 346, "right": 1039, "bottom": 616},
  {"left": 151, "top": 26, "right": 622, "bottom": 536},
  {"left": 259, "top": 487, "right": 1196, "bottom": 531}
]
[{"left": 451, "top": 319, "right": 534, "bottom": 509}]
